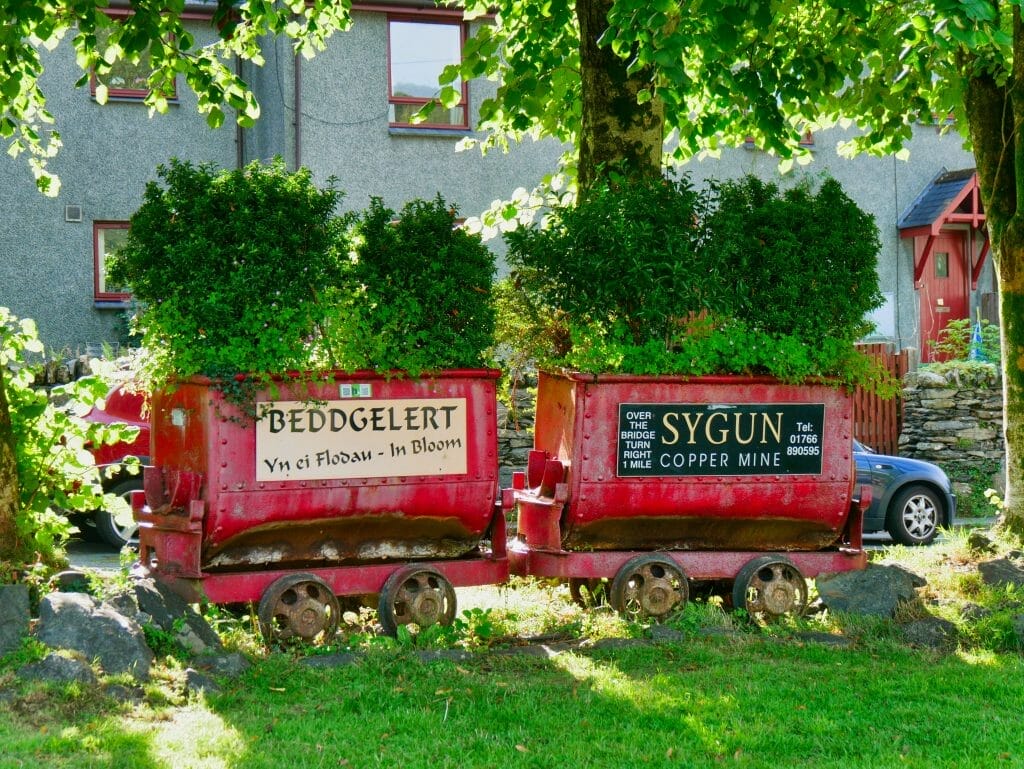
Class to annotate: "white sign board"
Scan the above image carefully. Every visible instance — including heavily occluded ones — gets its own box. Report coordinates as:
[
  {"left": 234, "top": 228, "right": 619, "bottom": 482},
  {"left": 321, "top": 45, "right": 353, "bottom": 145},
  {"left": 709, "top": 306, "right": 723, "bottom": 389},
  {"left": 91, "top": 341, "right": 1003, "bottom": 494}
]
[{"left": 256, "top": 398, "right": 468, "bottom": 481}]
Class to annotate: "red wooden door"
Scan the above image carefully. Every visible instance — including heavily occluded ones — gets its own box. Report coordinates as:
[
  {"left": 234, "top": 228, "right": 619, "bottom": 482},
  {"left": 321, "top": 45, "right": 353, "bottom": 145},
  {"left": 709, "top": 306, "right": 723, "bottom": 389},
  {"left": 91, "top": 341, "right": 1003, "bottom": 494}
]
[{"left": 919, "top": 233, "right": 969, "bottom": 362}]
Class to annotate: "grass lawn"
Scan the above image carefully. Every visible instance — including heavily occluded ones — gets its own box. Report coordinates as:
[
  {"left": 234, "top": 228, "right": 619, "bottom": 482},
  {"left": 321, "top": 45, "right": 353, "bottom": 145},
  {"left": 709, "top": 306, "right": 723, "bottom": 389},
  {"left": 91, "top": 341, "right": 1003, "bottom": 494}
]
[
  {"left": 2, "top": 636, "right": 1022, "bottom": 769},
  {"left": 2, "top": 529, "right": 1024, "bottom": 769}
]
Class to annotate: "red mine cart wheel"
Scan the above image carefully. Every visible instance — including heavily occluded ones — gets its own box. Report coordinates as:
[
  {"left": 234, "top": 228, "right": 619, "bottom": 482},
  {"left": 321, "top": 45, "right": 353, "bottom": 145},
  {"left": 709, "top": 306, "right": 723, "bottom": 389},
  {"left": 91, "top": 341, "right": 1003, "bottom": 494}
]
[
  {"left": 258, "top": 573, "right": 340, "bottom": 646},
  {"left": 609, "top": 554, "right": 688, "bottom": 622},
  {"left": 378, "top": 566, "right": 457, "bottom": 636},
  {"left": 731, "top": 556, "right": 808, "bottom": 621}
]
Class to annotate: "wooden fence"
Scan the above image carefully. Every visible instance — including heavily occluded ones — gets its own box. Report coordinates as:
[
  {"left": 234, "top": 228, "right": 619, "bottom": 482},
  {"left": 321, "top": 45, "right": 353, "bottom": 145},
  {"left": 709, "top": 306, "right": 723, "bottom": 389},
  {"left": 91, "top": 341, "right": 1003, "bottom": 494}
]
[{"left": 853, "top": 343, "right": 910, "bottom": 456}]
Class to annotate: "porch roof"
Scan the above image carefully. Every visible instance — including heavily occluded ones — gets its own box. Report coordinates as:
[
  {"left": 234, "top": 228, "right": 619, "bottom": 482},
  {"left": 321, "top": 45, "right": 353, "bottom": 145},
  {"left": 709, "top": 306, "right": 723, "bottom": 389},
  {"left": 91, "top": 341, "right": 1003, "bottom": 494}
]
[
  {"left": 898, "top": 168, "right": 985, "bottom": 236},
  {"left": 898, "top": 168, "right": 989, "bottom": 289}
]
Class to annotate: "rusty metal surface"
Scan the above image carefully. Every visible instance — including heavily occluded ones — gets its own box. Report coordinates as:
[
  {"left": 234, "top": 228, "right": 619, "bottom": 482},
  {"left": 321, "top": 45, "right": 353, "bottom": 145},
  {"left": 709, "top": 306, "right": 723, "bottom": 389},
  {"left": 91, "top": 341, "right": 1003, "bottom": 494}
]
[
  {"left": 560, "top": 514, "right": 845, "bottom": 552},
  {"left": 257, "top": 573, "right": 340, "bottom": 643},
  {"left": 201, "top": 513, "right": 482, "bottom": 570}
]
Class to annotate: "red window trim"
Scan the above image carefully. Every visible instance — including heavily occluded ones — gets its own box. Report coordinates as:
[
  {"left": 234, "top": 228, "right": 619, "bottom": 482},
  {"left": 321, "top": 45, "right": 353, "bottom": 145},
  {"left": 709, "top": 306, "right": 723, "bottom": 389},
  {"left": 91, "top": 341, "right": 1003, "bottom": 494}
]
[
  {"left": 93, "top": 221, "right": 131, "bottom": 303},
  {"left": 354, "top": 3, "right": 470, "bottom": 18},
  {"left": 386, "top": 14, "right": 469, "bottom": 130}
]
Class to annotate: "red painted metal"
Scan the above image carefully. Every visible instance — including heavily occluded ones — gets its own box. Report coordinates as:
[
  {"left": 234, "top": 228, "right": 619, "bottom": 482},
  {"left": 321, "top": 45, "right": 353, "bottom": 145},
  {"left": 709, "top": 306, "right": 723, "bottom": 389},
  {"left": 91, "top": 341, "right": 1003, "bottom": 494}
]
[
  {"left": 136, "top": 369, "right": 509, "bottom": 603},
  {"left": 87, "top": 386, "right": 151, "bottom": 465},
  {"left": 511, "top": 370, "right": 867, "bottom": 582},
  {"left": 509, "top": 544, "right": 866, "bottom": 582},
  {"left": 134, "top": 365, "right": 867, "bottom": 610},
  {"left": 151, "top": 551, "right": 510, "bottom": 605},
  {"left": 524, "top": 371, "right": 857, "bottom": 550}
]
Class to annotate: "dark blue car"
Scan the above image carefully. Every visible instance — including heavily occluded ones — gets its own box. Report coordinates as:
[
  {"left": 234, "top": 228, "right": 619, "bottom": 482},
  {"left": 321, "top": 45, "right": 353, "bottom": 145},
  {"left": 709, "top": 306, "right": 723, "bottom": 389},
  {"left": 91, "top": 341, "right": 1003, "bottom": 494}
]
[{"left": 855, "top": 440, "right": 957, "bottom": 546}]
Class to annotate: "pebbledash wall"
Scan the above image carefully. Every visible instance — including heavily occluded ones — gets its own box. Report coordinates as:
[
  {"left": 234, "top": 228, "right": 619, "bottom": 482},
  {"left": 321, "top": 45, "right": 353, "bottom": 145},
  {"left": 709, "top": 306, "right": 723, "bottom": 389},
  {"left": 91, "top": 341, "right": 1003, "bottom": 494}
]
[{"left": 0, "top": 4, "right": 563, "bottom": 352}]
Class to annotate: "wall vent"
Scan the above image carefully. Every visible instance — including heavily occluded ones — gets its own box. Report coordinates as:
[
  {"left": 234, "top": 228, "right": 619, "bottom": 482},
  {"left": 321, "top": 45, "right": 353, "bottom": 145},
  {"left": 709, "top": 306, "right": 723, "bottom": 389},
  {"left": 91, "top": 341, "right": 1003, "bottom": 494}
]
[{"left": 64, "top": 204, "right": 83, "bottom": 223}]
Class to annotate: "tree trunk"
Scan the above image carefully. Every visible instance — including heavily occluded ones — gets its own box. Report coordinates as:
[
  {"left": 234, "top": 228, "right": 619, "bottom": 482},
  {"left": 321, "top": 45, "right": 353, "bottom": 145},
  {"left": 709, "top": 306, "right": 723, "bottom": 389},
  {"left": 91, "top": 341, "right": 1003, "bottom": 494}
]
[
  {"left": 997, "top": 245, "right": 1024, "bottom": 535},
  {"left": 576, "top": 0, "right": 664, "bottom": 194},
  {"left": 965, "top": 7, "right": 1024, "bottom": 535},
  {"left": 0, "top": 366, "right": 20, "bottom": 562}
]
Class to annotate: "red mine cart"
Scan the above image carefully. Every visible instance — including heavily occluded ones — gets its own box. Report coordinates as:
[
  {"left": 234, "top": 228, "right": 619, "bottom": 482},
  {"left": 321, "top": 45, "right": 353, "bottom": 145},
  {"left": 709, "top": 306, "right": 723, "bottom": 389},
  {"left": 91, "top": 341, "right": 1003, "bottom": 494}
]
[
  {"left": 135, "top": 369, "right": 509, "bottom": 643},
  {"left": 509, "top": 370, "right": 869, "bottom": 621}
]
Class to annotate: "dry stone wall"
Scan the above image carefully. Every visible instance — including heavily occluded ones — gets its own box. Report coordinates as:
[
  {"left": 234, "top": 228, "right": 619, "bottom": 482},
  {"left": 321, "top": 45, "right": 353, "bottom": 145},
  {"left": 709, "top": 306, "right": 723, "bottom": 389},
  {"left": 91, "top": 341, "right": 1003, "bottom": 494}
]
[
  {"left": 899, "top": 367, "right": 1003, "bottom": 465},
  {"left": 899, "top": 366, "right": 1004, "bottom": 509},
  {"left": 497, "top": 377, "right": 537, "bottom": 487}
]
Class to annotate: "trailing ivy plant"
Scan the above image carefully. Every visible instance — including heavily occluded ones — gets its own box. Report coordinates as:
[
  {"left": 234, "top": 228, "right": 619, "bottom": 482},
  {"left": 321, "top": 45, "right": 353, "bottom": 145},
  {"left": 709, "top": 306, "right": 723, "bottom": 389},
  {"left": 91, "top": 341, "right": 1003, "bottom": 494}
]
[
  {"left": 331, "top": 196, "right": 496, "bottom": 375},
  {"left": 501, "top": 173, "right": 892, "bottom": 392},
  {"left": 108, "top": 158, "right": 351, "bottom": 392},
  {"left": 0, "top": 308, "right": 138, "bottom": 582}
]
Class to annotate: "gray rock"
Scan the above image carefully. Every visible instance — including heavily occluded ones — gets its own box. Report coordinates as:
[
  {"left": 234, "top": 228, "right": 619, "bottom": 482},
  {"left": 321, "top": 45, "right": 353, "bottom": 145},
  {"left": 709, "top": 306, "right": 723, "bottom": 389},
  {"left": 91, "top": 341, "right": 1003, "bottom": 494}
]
[
  {"left": 184, "top": 668, "right": 221, "bottom": 696},
  {"left": 104, "top": 683, "right": 145, "bottom": 704},
  {"left": 906, "top": 370, "right": 949, "bottom": 388},
  {"left": 104, "top": 589, "right": 141, "bottom": 619},
  {"left": 967, "top": 531, "right": 997, "bottom": 554},
  {"left": 36, "top": 592, "right": 153, "bottom": 681},
  {"left": 901, "top": 617, "right": 959, "bottom": 651},
  {"left": 793, "top": 631, "right": 854, "bottom": 648},
  {"left": 0, "top": 584, "right": 30, "bottom": 656},
  {"left": 53, "top": 570, "right": 92, "bottom": 593},
  {"left": 816, "top": 564, "right": 926, "bottom": 618},
  {"left": 960, "top": 602, "right": 992, "bottom": 622},
  {"left": 978, "top": 558, "right": 1024, "bottom": 589},
  {"left": 19, "top": 653, "right": 97, "bottom": 685},
  {"left": 301, "top": 652, "right": 360, "bottom": 669},
  {"left": 922, "top": 420, "right": 968, "bottom": 432},
  {"left": 414, "top": 648, "right": 473, "bottom": 664},
  {"left": 589, "top": 637, "right": 648, "bottom": 652},
  {"left": 133, "top": 578, "right": 223, "bottom": 654},
  {"left": 193, "top": 651, "right": 252, "bottom": 678}
]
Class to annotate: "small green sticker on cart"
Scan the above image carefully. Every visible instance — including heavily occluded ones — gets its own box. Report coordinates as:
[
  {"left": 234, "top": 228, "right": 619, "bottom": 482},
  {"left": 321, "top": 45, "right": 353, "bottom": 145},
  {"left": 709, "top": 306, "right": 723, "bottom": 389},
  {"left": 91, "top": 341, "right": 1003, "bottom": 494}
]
[{"left": 340, "top": 383, "right": 373, "bottom": 398}]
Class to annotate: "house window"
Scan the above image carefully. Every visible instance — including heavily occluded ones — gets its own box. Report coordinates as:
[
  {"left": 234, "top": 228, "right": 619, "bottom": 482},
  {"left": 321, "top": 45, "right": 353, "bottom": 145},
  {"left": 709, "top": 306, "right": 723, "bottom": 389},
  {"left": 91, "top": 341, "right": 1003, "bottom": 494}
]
[
  {"left": 90, "top": 20, "right": 175, "bottom": 100},
  {"left": 387, "top": 17, "right": 467, "bottom": 128},
  {"left": 935, "top": 252, "right": 949, "bottom": 278},
  {"left": 94, "top": 222, "right": 131, "bottom": 303}
]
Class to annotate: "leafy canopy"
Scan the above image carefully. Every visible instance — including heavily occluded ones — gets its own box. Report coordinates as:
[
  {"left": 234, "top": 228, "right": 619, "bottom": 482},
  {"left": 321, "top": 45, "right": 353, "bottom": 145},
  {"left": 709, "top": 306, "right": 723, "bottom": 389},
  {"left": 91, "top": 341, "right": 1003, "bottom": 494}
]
[
  {"left": 0, "top": 309, "right": 138, "bottom": 580},
  {"left": 451, "top": 0, "right": 1009, "bottom": 236},
  {"left": 1, "top": 0, "right": 355, "bottom": 195},
  {"left": 4, "top": 0, "right": 1009, "bottom": 198}
]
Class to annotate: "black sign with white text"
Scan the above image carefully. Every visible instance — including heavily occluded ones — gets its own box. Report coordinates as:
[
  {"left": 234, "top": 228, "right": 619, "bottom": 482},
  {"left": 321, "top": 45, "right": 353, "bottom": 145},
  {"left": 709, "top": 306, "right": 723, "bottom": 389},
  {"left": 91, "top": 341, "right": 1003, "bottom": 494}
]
[{"left": 617, "top": 402, "right": 826, "bottom": 477}]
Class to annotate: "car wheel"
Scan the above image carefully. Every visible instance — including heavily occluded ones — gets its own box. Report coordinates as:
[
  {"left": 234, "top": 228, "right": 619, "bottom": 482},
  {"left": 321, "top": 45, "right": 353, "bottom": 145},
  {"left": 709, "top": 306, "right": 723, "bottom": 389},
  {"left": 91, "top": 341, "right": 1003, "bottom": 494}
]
[
  {"left": 69, "top": 512, "right": 103, "bottom": 542},
  {"left": 886, "top": 484, "right": 943, "bottom": 546},
  {"left": 95, "top": 478, "right": 142, "bottom": 550}
]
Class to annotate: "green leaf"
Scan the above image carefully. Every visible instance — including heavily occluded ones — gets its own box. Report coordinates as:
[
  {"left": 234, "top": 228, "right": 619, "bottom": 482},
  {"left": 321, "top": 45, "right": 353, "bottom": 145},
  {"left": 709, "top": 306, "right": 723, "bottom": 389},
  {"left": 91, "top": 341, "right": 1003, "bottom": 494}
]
[{"left": 206, "top": 105, "right": 225, "bottom": 129}]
